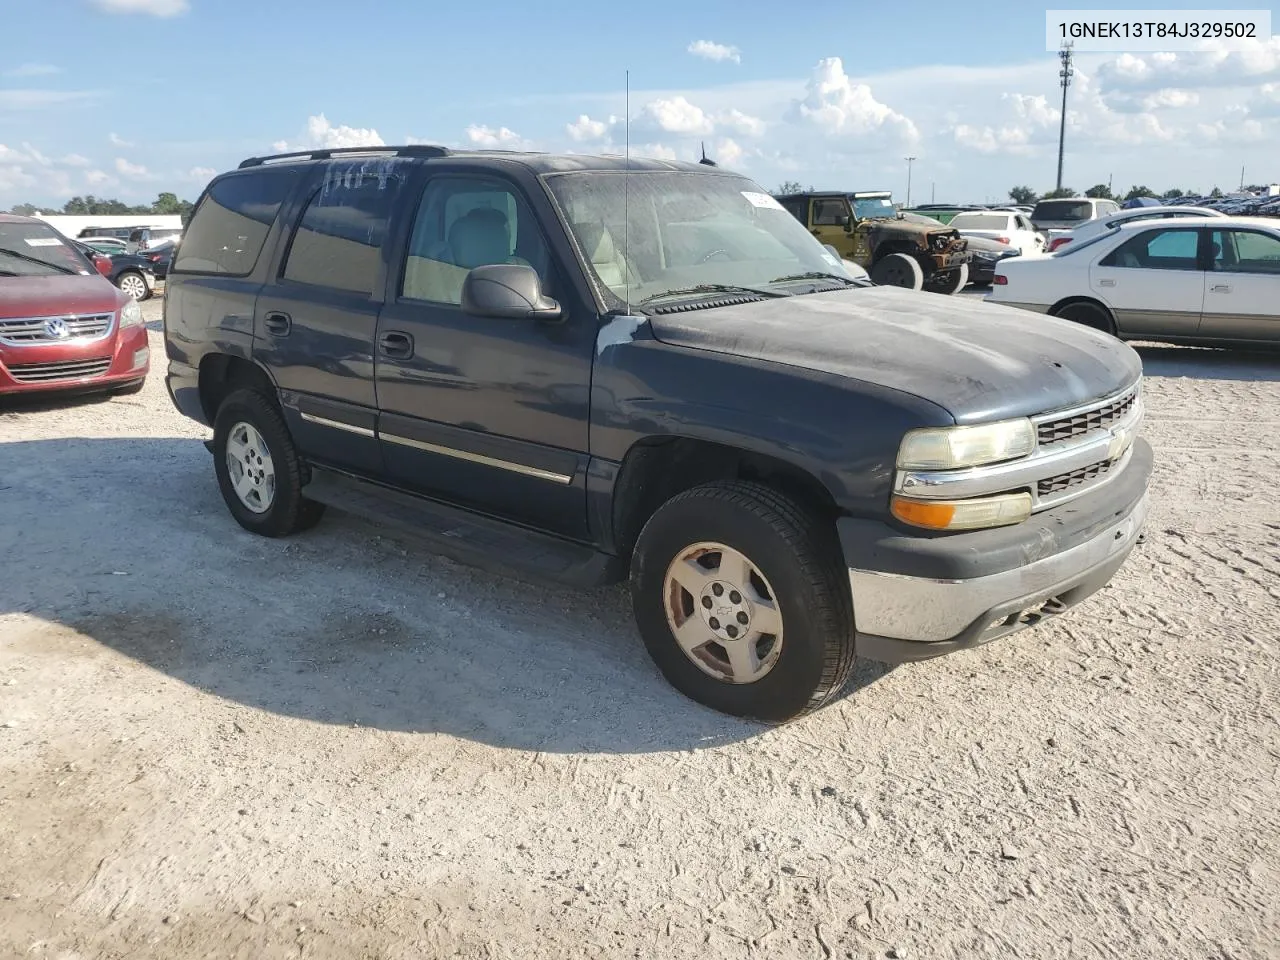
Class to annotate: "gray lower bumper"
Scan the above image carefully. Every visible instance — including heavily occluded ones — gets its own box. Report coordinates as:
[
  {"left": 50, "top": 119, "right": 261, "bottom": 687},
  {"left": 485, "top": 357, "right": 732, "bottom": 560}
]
[{"left": 851, "top": 491, "right": 1149, "bottom": 663}]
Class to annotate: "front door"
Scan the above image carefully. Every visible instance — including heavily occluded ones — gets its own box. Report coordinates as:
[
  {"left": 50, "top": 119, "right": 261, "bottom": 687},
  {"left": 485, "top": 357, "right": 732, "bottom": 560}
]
[
  {"left": 374, "top": 171, "right": 595, "bottom": 540},
  {"left": 254, "top": 164, "right": 408, "bottom": 475},
  {"left": 809, "top": 197, "right": 855, "bottom": 259},
  {"left": 1091, "top": 226, "right": 1205, "bottom": 338},
  {"left": 1200, "top": 227, "right": 1280, "bottom": 343}
]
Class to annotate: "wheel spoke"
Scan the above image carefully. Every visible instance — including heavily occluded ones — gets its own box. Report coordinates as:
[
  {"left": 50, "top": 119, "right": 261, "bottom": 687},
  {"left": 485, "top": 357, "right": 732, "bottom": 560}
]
[
  {"left": 751, "top": 598, "right": 783, "bottom": 638},
  {"left": 668, "top": 558, "right": 713, "bottom": 598},
  {"left": 225, "top": 432, "right": 247, "bottom": 461},
  {"left": 724, "top": 638, "right": 761, "bottom": 682},
  {"left": 670, "top": 616, "right": 709, "bottom": 656},
  {"left": 717, "top": 547, "right": 754, "bottom": 590}
]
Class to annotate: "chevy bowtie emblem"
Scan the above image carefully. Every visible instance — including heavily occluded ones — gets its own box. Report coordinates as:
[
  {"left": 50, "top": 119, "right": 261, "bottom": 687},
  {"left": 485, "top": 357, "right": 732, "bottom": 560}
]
[
  {"left": 44, "top": 318, "right": 70, "bottom": 339},
  {"left": 1107, "top": 424, "right": 1134, "bottom": 462}
]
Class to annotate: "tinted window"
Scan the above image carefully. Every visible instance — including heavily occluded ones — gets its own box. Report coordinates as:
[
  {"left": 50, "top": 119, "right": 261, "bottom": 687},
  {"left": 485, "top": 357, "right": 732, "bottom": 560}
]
[
  {"left": 174, "top": 169, "right": 297, "bottom": 275},
  {"left": 1212, "top": 229, "right": 1280, "bottom": 274},
  {"left": 812, "top": 198, "right": 849, "bottom": 226},
  {"left": 282, "top": 172, "right": 402, "bottom": 295},
  {"left": 401, "top": 177, "right": 551, "bottom": 305},
  {"left": 0, "top": 221, "right": 91, "bottom": 277},
  {"left": 1033, "top": 200, "right": 1092, "bottom": 221},
  {"left": 778, "top": 196, "right": 806, "bottom": 223},
  {"left": 951, "top": 213, "right": 1011, "bottom": 230},
  {"left": 1102, "top": 228, "right": 1200, "bottom": 270}
]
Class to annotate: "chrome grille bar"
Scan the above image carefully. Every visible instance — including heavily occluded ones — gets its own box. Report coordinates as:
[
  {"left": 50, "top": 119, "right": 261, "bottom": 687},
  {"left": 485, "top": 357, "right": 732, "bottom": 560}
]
[
  {"left": 8, "top": 357, "right": 113, "bottom": 383},
  {"left": 0, "top": 312, "right": 115, "bottom": 346}
]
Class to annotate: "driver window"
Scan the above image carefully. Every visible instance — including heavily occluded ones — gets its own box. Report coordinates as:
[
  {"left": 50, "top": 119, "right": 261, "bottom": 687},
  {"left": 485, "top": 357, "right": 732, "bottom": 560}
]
[
  {"left": 401, "top": 177, "right": 551, "bottom": 305},
  {"left": 812, "top": 198, "right": 850, "bottom": 226}
]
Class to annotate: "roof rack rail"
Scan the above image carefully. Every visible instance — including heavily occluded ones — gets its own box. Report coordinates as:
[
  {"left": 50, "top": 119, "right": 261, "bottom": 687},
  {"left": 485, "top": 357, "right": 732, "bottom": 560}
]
[{"left": 238, "top": 144, "right": 450, "bottom": 169}]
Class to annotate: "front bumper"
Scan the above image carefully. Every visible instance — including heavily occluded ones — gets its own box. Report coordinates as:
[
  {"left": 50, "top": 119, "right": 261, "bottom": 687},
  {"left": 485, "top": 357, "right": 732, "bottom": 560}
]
[
  {"left": 0, "top": 324, "right": 150, "bottom": 396},
  {"left": 841, "top": 438, "right": 1152, "bottom": 663}
]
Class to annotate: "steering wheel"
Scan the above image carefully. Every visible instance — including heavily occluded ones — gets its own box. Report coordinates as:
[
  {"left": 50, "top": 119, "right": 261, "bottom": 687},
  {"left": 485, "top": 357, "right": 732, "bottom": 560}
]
[{"left": 698, "top": 248, "right": 731, "bottom": 264}]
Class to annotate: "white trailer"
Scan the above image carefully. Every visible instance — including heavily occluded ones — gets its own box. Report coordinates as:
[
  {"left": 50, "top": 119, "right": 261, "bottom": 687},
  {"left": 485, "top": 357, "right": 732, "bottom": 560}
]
[{"left": 31, "top": 214, "right": 183, "bottom": 240}]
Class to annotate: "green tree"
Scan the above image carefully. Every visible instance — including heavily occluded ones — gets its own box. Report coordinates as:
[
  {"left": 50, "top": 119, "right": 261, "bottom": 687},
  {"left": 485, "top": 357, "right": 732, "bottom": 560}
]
[
  {"left": 1123, "top": 185, "right": 1155, "bottom": 201},
  {"left": 151, "top": 191, "right": 184, "bottom": 215},
  {"left": 7, "top": 202, "right": 39, "bottom": 216},
  {"left": 1041, "top": 186, "right": 1076, "bottom": 199},
  {"left": 1161, "top": 188, "right": 1185, "bottom": 200},
  {"left": 1209, "top": 186, "right": 1224, "bottom": 198},
  {"left": 776, "top": 180, "right": 812, "bottom": 195},
  {"left": 1084, "top": 183, "right": 1114, "bottom": 199},
  {"left": 1008, "top": 185, "right": 1038, "bottom": 205}
]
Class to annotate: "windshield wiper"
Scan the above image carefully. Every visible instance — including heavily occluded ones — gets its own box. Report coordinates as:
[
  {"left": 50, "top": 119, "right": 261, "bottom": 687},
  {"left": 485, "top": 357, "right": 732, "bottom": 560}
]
[
  {"left": 638, "top": 283, "right": 788, "bottom": 306},
  {"left": 0, "top": 248, "right": 77, "bottom": 275},
  {"left": 769, "top": 270, "right": 866, "bottom": 286}
]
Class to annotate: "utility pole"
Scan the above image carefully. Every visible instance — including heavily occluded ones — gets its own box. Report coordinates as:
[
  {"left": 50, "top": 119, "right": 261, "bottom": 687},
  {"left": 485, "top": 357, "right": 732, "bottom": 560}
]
[
  {"left": 904, "top": 156, "right": 917, "bottom": 206},
  {"left": 931, "top": 181, "right": 935, "bottom": 203},
  {"left": 1056, "top": 42, "right": 1073, "bottom": 193},
  {"left": 1240, "top": 165, "right": 1246, "bottom": 191}
]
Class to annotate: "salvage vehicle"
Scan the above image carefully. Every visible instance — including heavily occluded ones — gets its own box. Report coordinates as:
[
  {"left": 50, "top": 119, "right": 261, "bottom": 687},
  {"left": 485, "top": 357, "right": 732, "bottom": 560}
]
[
  {"left": 0, "top": 214, "right": 149, "bottom": 397},
  {"left": 165, "top": 146, "right": 1151, "bottom": 722},
  {"left": 775, "top": 190, "right": 972, "bottom": 293}
]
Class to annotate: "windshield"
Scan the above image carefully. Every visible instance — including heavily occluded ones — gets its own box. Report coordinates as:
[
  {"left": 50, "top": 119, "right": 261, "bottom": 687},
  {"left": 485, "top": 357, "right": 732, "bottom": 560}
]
[
  {"left": 1033, "top": 200, "right": 1091, "bottom": 222},
  {"left": 951, "top": 213, "right": 1011, "bottom": 230},
  {"left": 0, "top": 222, "right": 89, "bottom": 277},
  {"left": 852, "top": 196, "right": 896, "bottom": 220},
  {"left": 545, "top": 171, "right": 857, "bottom": 307}
]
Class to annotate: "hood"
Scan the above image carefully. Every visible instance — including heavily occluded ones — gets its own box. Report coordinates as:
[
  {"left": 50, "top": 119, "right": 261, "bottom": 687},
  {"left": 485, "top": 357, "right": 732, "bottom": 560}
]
[
  {"left": 0, "top": 274, "right": 125, "bottom": 319},
  {"left": 648, "top": 287, "right": 1141, "bottom": 424}
]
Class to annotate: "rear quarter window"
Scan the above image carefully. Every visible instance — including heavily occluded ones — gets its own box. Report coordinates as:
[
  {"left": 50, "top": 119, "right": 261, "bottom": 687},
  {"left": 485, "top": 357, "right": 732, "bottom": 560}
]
[
  {"left": 173, "top": 168, "right": 298, "bottom": 275},
  {"left": 1033, "top": 200, "right": 1092, "bottom": 222}
]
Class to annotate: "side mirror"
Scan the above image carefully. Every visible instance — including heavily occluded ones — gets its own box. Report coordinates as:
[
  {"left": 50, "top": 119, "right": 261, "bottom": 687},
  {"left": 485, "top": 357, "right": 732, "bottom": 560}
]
[
  {"left": 461, "top": 264, "right": 562, "bottom": 322},
  {"left": 844, "top": 216, "right": 855, "bottom": 232}
]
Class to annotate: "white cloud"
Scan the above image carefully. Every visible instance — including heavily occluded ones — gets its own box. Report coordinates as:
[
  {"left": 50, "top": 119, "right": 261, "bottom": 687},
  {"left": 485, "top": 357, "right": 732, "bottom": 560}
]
[
  {"left": 1142, "top": 88, "right": 1200, "bottom": 110},
  {"left": 464, "top": 124, "right": 533, "bottom": 149},
  {"left": 641, "top": 95, "right": 714, "bottom": 136},
  {"left": 109, "top": 132, "right": 135, "bottom": 148},
  {"left": 566, "top": 114, "right": 611, "bottom": 142},
  {"left": 273, "top": 114, "right": 385, "bottom": 152},
  {"left": 717, "top": 108, "right": 765, "bottom": 137},
  {"left": 637, "top": 143, "right": 677, "bottom": 161},
  {"left": 789, "top": 57, "right": 919, "bottom": 144},
  {"left": 114, "top": 157, "right": 152, "bottom": 179},
  {"left": 4, "top": 64, "right": 60, "bottom": 78},
  {"left": 1005, "top": 93, "right": 1059, "bottom": 126},
  {"left": 0, "top": 89, "right": 97, "bottom": 110},
  {"left": 89, "top": 0, "right": 190, "bottom": 16},
  {"left": 85, "top": 169, "right": 112, "bottom": 186},
  {"left": 60, "top": 153, "right": 92, "bottom": 167},
  {"left": 688, "top": 40, "right": 740, "bottom": 64},
  {"left": 1096, "top": 38, "right": 1280, "bottom": 91},
  {"left": 714, "top": 137, "right": 744, "bottom": 166},
  {"left": 952, "top": 123, "right": 1033, "bottom": 155},
  {"left": 188, "top": 165, "right": 217, "bottom": 182},
  {"left": 1252, "top": 83, "right": 1280, "bottom": 116}
]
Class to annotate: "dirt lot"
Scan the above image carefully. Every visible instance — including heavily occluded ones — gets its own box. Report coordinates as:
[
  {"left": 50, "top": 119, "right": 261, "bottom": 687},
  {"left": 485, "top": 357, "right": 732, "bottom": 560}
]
[{"left": 2, "top": 298, "right": 1278, "bottom": 960}]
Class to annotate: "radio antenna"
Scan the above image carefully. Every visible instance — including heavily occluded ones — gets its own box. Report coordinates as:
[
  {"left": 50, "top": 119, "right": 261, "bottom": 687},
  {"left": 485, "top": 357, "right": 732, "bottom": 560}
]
[{"left": 624, "top": 69, "right": 631, "bottom": 314}]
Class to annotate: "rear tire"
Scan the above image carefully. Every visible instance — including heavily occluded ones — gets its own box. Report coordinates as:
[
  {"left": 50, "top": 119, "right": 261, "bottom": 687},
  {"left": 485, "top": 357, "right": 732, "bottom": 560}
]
[
  {"left": 1052, "top": 300, "right": 1117, "bottom": 337},
  {"left": 630, "top": 481, "right": 855, "bottom": 723},
  {"left": 870, "top": 252, "right": 925, "bottom": 290},
  {"left": 924, "top": 262, "right": 969, "bottom": 295},
  {"left": 212, "top": 388, "right": 325, "bottom": 537}
]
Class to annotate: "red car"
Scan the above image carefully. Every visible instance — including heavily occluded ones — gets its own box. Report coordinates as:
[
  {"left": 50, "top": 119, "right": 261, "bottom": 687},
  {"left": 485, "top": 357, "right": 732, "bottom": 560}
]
[{"left": 0, "top": 214, "right": 149, "bottom": 397}]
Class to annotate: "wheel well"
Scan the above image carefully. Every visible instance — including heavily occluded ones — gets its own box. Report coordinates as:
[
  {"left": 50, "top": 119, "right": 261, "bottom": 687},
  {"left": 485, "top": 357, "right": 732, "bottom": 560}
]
[
  {"left": 611, "top": 437, "right": 838, "bottom": 560},
  {"left": 1047, "top": 296, "right": 1117, "bottom": 329},
  {"left": 198, "top": 354, "right": 277, "bottom": 424}
]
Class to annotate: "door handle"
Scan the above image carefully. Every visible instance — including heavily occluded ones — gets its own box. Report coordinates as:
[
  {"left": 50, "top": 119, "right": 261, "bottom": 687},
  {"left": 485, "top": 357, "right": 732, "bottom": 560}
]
[
  {"left": 263, "top": 311, "right": 291, "bottom": 337},
  {"left": 378, "top": 331, "right": 414, "bottom": 359},
  {"left": 1099, "top": 279, "right": 1116, "bottom": 287},
  {"left": 1210, "top": 284, "right": 1232, "bottom": 293}
]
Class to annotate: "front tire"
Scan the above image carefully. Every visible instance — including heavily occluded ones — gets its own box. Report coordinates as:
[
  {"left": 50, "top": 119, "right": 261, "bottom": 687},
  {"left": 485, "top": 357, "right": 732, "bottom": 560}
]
[
  {"left": 630, "top": 481, "right": 855, "bottom": 723},
  {"left": 924, "top": 262, "right": 969, "bottom": 295},
  {"left": 870, "top": 252, "right": 925, "bottom": 290},
  {"left": 212, "top": 389, "right": 325, "bottom": 537}
]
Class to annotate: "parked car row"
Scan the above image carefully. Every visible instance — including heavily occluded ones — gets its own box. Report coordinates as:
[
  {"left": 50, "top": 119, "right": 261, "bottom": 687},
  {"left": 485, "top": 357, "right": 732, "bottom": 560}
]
[{"left": 77, "top": 223, "right": 182, "bottom": 254}]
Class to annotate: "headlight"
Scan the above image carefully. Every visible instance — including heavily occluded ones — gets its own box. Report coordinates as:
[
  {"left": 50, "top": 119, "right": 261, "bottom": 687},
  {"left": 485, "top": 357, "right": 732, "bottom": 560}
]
[
  {"left": 891, "top": 492, "right": 1032, "bottom": 531},
  {"left": 896, "top": 419, "right": 1035, "bottom": 471},
  {"left": 119, "top": 301, "right": 143, "bottom": 328}
]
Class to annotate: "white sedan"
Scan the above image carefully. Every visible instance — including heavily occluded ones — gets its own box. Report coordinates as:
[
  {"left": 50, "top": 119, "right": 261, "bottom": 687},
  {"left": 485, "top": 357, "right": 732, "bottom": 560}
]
[
  {"left": 1045, "top": 204, "right": 1226, "bottom": 253},
  {"left": 948, "top": 210, "right": 1045, "bottom": 256},
  {"left": 987, "top": 215, "right": 1280, "bottom": 348}
]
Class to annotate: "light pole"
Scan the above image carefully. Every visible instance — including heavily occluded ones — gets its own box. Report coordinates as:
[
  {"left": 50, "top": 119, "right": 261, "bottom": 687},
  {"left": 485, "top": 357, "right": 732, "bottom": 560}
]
[
  {"left": 905, "top": 156, "right": 917, "bottom": 206},
  {"left": 1056, "top": 43, "right": 1074, "bottom": 193}
]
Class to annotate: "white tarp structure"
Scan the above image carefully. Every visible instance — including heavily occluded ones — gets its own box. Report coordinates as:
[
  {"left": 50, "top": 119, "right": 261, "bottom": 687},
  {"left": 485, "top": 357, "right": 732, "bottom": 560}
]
[{"left": 30, "top": 214, "right": 183, "bottom": 239}]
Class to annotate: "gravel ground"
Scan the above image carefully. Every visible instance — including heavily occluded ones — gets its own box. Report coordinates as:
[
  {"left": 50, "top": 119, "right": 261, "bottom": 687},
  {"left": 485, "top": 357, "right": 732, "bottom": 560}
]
[{"left": 1, "top": 297, "right": 1278, "bottom": 960}]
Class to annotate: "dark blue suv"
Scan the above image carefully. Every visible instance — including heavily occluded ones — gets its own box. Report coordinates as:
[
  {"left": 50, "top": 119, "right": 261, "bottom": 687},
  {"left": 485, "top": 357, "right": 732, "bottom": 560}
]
[{"left": 164, "top": 145, "right": 1151, "bottom": 722}]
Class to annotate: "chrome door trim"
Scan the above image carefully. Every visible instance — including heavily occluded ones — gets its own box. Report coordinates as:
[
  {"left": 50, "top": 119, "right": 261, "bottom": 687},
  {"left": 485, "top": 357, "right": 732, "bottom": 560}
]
[
  {"left": 380, "top": 431, "right": 574, "bottom": 485},
  {"left": 299, "top": 411, "right": 376, "bottom": 439}
]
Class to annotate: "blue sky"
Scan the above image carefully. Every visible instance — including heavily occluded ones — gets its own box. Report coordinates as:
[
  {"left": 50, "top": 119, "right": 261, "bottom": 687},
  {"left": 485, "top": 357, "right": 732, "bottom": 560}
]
[{"left": 3, "top": 0, "right": 1279, "bottom": 208}]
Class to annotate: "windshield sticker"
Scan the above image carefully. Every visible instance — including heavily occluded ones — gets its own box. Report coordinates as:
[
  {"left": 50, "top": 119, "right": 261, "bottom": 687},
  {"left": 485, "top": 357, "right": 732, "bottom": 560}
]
[
  {"left": 741, "top": 191, "right": 785, "bottom": 211},
  {"left": 24, "top": 237, "right": 63, "bottom": 247}
]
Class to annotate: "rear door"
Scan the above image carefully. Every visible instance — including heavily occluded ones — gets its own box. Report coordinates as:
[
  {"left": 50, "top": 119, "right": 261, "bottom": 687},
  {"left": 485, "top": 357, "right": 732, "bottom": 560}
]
[
  {"left": 253, "top": 162, "right": 408, "bottom": 475},
  {"left": 1200, "top": 226, "right": 1280, "bottom": 343},
  {"left": 1090, "top": 226, "right": 1205, "bottom": 338},
  {"left": 373, "top": 166, "right": 595, "bottom": 540}
]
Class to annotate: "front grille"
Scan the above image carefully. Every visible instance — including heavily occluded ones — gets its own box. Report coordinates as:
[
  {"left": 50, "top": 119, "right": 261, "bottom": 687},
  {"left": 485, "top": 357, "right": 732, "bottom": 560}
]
[
  {"left": 0, "top": 313, "right": 113, "bottom": 345},
  {"left": 8, "top": 357, "right": 113, "bottom": 383},
  {"left": 1038, "top": 458, "right": 1112, "bottom": 496},
  {"left": 1037, "top": 388, "right": 1138, "bottom": 446}
]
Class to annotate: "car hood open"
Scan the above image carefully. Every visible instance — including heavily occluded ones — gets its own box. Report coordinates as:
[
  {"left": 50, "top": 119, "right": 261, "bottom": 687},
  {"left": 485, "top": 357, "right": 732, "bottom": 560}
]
[{"left": 648, "top": 286, "right": 1141, "bottom": 424}]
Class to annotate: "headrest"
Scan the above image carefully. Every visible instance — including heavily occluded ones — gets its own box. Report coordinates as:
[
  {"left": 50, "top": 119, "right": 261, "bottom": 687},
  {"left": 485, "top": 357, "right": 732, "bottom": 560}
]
[
  {"left": 449, "top": 208, "right": 511, "bottom": 269},
  {"left": 573, "top": 222, "right": 618, "bottom": 265}
]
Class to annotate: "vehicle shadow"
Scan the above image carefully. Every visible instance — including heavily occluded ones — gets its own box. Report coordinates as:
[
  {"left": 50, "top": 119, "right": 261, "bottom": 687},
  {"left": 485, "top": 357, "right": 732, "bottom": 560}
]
[
  {"left": 0, "top": 437, "right": 892, "bottom": 756},
  {"left": 1135, "top": 343, "right": 1280, "bottom": 382}
]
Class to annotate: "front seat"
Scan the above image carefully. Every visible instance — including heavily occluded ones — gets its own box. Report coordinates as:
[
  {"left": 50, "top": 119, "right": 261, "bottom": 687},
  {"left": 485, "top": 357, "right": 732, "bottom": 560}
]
[
  {"left": 573, "top": 222, "right": 633, "bottom": 292},
  {"left": 448, "top": 208, "right": 513, "bottom": 269}
]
